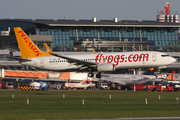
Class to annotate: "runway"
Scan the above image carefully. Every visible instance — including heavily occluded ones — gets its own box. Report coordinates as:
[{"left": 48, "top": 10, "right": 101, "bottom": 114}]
[
  {"left": 64, "top": 117, "right": 180, "bottom": 120},
  {"left": 29, "top": 117, "right": 180, "bottom": 120},
  {"left": 101, "top": 117, "right": 180, "bottom": 120}
]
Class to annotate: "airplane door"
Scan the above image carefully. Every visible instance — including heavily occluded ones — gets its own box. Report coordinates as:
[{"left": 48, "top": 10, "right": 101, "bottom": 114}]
[
  {"left": 152, "top": 53, "right": 157, "bottom": 61},
  {"left": 40, "top": 59, "right": 44, "bottom": 67}
]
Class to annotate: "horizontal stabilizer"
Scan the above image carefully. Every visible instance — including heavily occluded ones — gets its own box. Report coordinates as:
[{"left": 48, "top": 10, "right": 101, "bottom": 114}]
[{"left": 8, "top": 57, "right": 31, "bottom": 62}]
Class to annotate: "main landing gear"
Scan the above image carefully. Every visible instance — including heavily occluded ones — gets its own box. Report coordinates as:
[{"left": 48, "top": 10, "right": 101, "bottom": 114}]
[
  {"left": 88, "top": 72, "right": 101, "bottom": 78},
  {"left": 88, "top": 72, "right": 94, "bottom": 77},
  {"left": 96, "top": 73, "right": 101, "bottom": 78}
]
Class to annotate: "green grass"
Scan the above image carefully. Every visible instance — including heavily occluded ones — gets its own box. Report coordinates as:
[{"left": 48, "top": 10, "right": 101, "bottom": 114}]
[{"left": 0, "top": 90, "right": 180, "bottom": 120}]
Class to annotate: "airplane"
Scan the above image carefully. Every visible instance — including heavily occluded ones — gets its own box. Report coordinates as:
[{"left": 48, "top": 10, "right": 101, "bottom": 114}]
[
  {"left": 98, "top": 74, "right": 156, "bottom": 86},
  {"left": 97, "top": 68, "right": 157, "bottom": 86},
  {"left": 13, "top": 27, "right": 176, "bottom": 78}
]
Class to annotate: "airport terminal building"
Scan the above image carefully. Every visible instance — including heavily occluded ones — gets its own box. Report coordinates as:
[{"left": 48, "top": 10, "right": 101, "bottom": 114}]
[
  {"left": 0, "top": 17, "right": 180, "bottom": 52},
  {"left": 1, "top": 17, "right": 180, "bottom": 73}
]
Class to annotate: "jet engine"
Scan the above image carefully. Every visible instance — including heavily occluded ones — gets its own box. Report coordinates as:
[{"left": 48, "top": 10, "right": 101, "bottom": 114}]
[{"left": 97, "top": 63, "right": 115, "bottom": 72}]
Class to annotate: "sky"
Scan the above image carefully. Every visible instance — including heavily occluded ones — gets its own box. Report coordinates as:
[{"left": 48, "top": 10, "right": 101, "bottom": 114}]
[{"left": 0, "top": 0, "right": 179, "bottom": 21}]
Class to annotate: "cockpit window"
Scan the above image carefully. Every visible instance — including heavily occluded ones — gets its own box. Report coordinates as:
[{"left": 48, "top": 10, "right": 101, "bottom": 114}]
[{"left": 161, "top": 55, "right": 169, "bottom": 57}]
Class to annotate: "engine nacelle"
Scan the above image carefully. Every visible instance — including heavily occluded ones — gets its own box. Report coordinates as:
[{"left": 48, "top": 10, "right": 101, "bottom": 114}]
[{"left": 97, "top": 63, "right": 115, "bottom": 72}]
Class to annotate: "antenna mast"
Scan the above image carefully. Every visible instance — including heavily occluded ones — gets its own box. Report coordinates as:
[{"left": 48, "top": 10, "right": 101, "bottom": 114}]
[{"left": 157, "top": 0, "right": 160, "bottom": 15}]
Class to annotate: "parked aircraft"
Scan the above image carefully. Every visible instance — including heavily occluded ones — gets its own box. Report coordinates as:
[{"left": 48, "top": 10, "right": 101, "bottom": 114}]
[
  {"left": 99, "top": 74, "right": 156, "bottom": 86},
  {"left": 14, "top": 27, "right": 176, "bottom": 78}
]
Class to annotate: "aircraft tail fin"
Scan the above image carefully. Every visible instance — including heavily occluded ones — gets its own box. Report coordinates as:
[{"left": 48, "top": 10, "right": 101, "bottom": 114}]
[
  {"left": 14, "top": 27, "right": 51, "bottom": 59},
  {"left": 143, "top": 68, "right": 155, "bottom": 75}
]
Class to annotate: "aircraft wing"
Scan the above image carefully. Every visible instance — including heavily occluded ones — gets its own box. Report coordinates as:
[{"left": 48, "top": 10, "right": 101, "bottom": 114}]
[
  {"left": 49, "top": 52, "right": 98, "bottom": 71},
  {"left": 111, "top": 81, "right": 127, "bottom": 86},
  {"left": 132, "top": 75, "right": 156, "bottom": 84},
  {"left": 141, "top": 75, "right": 156, "bottom": 80},
  {"left": 44, "top": 43, "right": 98, "bottom": 70}
]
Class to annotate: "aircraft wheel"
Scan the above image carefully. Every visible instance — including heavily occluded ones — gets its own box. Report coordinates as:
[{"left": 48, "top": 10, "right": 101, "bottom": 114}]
[
  {"left": 96, "top": 73, "right": 101, "bottom": 78},
  {"left": 88, "top": 72, "right": 94, "bottom": 77}
]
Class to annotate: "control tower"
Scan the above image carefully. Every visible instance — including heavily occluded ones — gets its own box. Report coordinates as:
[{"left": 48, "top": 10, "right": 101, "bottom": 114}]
[{"left": 157, "top": 2, "right": 178, "bottom": 23}]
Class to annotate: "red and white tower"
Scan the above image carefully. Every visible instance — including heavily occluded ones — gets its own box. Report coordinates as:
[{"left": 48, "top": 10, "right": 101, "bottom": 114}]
[{"left": 157, "top": 2, "right": 178, "bottom": 23}]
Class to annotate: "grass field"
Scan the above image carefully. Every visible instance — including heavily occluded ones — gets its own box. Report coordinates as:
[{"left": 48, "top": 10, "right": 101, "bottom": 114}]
[{"left": 0, "top": 90, "right": 180, "bottom": 120}]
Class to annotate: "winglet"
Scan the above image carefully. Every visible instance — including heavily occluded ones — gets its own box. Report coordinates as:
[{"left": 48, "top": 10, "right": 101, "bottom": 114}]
[
  {"left": 14, "top": 27, "right": 51, "bottom": 59},
  {"left": 44, "top": 43, "right": 54, "bottom": 54},
  {"left": 93, "top": 50, "right": 96, "bottom": 53}
]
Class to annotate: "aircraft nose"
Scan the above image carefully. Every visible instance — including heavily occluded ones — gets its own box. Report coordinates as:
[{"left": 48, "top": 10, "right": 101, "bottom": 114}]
[{"left": 171, "top": 57, "right": 176, "bottom": 63}]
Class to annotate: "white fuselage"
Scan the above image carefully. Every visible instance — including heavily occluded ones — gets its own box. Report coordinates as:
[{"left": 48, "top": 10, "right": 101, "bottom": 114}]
[
  {"left": 21, "top": 51, "right": 176, "bottom": 72},
  {"left": 100, "top": 74, "right": 156, "bottom": 86}
]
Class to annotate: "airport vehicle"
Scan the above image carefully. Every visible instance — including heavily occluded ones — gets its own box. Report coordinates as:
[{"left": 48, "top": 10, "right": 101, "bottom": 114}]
[
  {"left": 96, "top": 82, "right": 108, "bottom": 90},
  {"left": 30, "top": 82, "right": 48, "bottom": 90},
  {"left": 131, "top": 83, "right": 144, "bottom": 90},
  {"left": 156, "top": 83, "right": 175, "bottom": 92},
  {"left": 16, "top": 80, "right": 52, "bottom": 91},
  {"left": 108, "top": 84, "right": 121, "bottom": 90},
  {"left": 0, "top": 78, "right": 13, "bottom": 89},
  {"left": 130, "top": 82, "right": 175, "bottom": 92},
  {"left": 64, "top": 79, "right": 95, "bottom": 90},
  {"left": 145, "top": 83, "right": 174, "bottom": 92},
  {"left": 174, "top": 84, "right": 180, "bottom": 91},
  {"left": 14, "top": 27, "right": 176, "bottom": 78},
  {"left": 165, "top": 84, "right": 174, "bottom": 91},
  {"left": 48, "top": 83, "right": 62, "bottom": 90},
  {"left": 156, "top": 83, "right": 166, "bottom": 91},
  {"left": 146, "top": 84, "right": 157, "bottom": 91},
  {"left": 17, "top": 82, "right": 33, "bottom": 91}
]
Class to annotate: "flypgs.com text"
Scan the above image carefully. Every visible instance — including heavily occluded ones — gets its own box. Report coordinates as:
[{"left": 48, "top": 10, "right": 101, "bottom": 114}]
[{"left": 95, "top": 53, "right": 149, "bottom": 66}]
